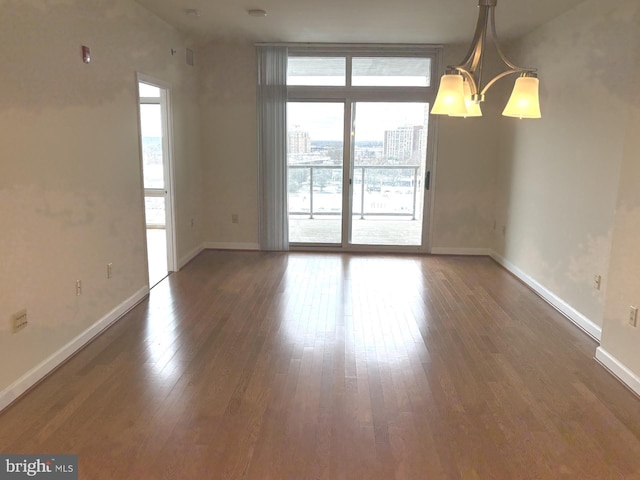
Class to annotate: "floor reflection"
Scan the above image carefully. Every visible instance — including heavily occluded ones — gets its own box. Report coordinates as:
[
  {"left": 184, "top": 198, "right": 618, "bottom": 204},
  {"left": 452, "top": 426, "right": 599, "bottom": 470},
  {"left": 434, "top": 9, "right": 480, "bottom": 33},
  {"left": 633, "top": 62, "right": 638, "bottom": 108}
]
[
  {"left": 280, "top": 254, "right": 425, "bottom": 365},
  {"left": 146, "top": 228, "right": 168, "bottom": 288},
  {"left": 143, "top": 280, "right": 183, "bottom": 387}
]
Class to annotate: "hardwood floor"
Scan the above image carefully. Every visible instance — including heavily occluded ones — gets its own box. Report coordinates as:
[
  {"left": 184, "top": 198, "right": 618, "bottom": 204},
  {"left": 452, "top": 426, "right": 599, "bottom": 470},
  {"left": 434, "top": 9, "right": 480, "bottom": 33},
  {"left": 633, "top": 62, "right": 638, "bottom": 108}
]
[{"left": 1, "top": 251, "right": 640, "bottom": 479}]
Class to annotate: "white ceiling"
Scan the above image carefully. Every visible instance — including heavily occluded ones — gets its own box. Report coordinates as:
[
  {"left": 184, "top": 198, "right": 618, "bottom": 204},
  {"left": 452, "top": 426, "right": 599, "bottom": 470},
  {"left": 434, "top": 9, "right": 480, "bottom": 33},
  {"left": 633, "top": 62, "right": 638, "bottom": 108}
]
[{"left": 134, "top": 0, "right": 586, "bottom": 46}]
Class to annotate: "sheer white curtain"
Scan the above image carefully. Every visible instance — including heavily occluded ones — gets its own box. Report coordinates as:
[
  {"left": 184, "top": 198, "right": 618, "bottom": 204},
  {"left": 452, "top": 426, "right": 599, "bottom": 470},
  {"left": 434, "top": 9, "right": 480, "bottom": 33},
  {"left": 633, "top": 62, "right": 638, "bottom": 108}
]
[{"left": 257, "top": 46, "right": 289, "bottom": 251}]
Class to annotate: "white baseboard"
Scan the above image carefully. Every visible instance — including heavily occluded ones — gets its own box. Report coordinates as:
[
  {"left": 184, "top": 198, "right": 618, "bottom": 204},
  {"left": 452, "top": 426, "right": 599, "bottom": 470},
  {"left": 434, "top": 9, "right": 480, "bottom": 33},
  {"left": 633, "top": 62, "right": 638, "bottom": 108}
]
[
  {"left": 178, "top": 243, "right": 205, "bottom": 269},
  {"left": 490, "top": 251, "right": 602, "bottom": 342},
  {"left": 0, "top": 287, "right": 148, "bottom": 412},
  {"left": 595, "top": 347, "right": 640, "bottom": 397},
  {"left": 430, "top": 247, "right": 493, "bottom": 256},
  {"left": 205, "top": 242, "right": 260, "bottom": 251}
]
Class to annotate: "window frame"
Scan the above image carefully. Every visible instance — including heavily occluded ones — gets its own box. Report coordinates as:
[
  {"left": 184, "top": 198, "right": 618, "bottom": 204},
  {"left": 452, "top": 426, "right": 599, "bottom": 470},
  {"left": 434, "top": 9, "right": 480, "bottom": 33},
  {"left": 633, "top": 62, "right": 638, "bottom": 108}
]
[
  {"left": 281, "top": 44, "right": 442, "bottom": 254},
  {"left": 287, "top": 45, "right": 441, "bottom": 102}
]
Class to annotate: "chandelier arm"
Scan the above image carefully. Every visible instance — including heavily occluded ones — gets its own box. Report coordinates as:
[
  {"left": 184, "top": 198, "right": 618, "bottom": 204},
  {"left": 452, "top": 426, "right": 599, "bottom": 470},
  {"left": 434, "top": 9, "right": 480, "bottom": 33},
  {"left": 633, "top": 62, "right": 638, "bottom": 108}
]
[
  {"left": 455, "top": 68, "right": 479, "bottom": 95},
  {"left": 456, "top": 4, "right": 491, "bottom": 73},
  {"left": 480, "top": 69, "right": 527, "bottom": 96},
  {"left": 488, "top": 6, "right": 529, "bottom": 72},
  {"left": 475, "top": 7, "right": 491, "bottom": 97}
]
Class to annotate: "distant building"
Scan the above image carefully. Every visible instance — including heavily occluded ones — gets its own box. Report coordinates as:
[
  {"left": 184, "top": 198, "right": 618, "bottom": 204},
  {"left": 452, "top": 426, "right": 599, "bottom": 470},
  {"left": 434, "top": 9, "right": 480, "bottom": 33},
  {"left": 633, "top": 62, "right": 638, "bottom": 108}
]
[
  {"left": 288, "top": 126, "right": 311, "bottom": 155},
  {"left": 383, "top": 126, "right": 425, "bottom": 164}
]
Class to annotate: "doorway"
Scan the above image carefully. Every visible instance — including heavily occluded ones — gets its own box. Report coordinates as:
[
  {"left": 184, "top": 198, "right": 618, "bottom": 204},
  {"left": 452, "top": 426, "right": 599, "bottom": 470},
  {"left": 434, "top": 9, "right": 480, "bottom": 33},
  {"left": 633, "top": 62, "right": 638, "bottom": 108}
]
[{"left": 137, "top": 77, "right": 176, "bottom": 288}]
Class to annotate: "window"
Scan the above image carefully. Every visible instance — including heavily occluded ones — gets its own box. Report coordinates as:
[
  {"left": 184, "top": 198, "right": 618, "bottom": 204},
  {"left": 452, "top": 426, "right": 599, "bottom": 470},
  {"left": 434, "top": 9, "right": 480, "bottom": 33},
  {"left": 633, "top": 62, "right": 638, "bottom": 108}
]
[
  {"left": 351, "top": 57, "right": 431, "bottom": 86},
  {"left": 285, "top": 46, "right": 439, "bottom": 250},
  {"left": 287, "top": 56, "right": 346, "bottom": 86}
]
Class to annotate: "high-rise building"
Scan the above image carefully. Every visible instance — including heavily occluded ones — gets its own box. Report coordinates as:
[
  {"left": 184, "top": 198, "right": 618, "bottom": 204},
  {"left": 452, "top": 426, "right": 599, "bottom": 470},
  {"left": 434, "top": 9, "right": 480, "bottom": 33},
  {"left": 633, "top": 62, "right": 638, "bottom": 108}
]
[
  {"left": 288, "top": 125, "right": 311, "bottom": 155},
  {"left": 383, "top": 126, "right": 425, "bottom": 164}
]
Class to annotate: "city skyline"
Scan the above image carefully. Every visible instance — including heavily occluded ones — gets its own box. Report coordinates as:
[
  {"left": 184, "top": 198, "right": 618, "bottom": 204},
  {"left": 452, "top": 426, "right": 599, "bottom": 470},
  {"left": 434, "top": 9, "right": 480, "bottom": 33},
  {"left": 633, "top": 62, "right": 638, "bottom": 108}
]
[{"left": 287, "top": 102, "right": 429, "bottom": 142}]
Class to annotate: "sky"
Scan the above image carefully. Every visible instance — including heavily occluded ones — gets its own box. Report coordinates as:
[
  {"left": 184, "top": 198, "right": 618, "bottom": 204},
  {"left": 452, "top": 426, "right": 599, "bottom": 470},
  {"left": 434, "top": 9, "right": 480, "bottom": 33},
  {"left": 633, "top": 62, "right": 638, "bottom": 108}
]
[{"left": 139, "top": 104, "right": 162, "bottom": 137}]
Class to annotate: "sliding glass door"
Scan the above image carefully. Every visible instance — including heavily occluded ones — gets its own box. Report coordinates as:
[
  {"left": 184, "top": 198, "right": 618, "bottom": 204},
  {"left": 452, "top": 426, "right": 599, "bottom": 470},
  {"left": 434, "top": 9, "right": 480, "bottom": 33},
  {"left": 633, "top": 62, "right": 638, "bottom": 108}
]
[
  {"left": 350, "top": 102, "right": 428, "bottom": 246},
  {"left": 287, "top": 102, "right": 345, "bottom": 244},
  {"left": 286, "top": 48, "right": 438, "bottom": 251}
]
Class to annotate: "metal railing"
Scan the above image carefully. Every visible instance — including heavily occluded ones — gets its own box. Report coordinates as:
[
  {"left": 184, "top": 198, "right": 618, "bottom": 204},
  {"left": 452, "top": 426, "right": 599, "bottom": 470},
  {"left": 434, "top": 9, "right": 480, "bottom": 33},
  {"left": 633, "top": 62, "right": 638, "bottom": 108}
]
[{"left": 288, "top": 164, "right": 421, "bottom": 220}]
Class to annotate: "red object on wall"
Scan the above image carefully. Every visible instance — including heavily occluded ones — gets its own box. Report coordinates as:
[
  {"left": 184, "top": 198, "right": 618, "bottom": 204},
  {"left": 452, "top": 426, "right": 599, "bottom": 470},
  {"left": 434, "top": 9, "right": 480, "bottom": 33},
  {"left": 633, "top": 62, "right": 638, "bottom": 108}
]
[{"left": 82, "top": 45, "right": 91, "bottom": 64}]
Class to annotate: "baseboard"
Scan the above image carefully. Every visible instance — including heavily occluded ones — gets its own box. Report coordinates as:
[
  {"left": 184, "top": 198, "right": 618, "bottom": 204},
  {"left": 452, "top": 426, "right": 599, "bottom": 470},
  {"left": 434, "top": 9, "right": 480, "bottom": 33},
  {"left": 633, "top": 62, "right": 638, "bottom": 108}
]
[
  {"left": 178, "top": 243, "right": 205, "bottom": 269},
  {"left": 0, "top": 287, "right": 149, "bottom": 413},
  {"left": 595, "top": 347, "right": 640, "bottom": 397},
  {"left": 490, "top": 251, "right": 602, "bottom": 342},
  {"left": 430, "top": 247, "right": 493, "bottom": 256},
  {"left": 205, "top": 242, "right": 260, "bottom": 251}
]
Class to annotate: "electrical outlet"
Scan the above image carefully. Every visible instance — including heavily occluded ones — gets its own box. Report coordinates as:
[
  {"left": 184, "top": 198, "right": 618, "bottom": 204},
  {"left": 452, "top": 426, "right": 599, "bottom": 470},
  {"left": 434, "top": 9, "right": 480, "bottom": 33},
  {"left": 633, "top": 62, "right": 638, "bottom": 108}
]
[
  {"left": 107, "top": 263, "right": 113, "bottom": 279},
  {"left": 231, "top": 214, "right": 239, "bottom": 224},
  {"left": 76, "top": 280, "right": 82, "bottom": 296},
  {"left": 593, "top": 274, "right": 602, "bottom": 290},
  {"left": 11, "top": 309, "right": 28, "bottom": 333},
  {"left": 629, "top": 306, "right": 638, "bottom": 327}
]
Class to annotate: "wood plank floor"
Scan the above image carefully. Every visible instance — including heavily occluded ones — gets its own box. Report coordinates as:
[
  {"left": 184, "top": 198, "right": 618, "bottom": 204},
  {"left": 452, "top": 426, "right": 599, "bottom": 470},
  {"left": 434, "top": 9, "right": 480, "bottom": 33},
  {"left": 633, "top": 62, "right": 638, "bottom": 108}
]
[{"left": 1, "top": 251, "right": 640, "bottom": 479}]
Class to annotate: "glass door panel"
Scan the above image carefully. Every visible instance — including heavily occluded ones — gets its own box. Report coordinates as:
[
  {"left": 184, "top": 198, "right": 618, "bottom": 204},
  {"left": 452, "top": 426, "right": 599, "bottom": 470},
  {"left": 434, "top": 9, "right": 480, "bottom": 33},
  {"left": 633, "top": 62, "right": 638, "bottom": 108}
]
[
  {"left": 139, "top": 86, "right": 169, "bottom": 287},
  {"left": 287, "top": 102, "right": 345, "bottom": 244},
  {"left": 350, "top": 102, "right": 429, "bottom": 246}
]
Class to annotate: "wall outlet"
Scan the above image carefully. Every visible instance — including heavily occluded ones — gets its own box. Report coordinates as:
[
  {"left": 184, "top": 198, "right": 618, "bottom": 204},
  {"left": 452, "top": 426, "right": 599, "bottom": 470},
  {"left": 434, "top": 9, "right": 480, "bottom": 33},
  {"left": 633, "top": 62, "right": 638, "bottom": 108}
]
[
  {"left": 11, "top": 309, "right": 28, "bottom": 333},
  {"left": 76, "top": 280, "right": 82, "bottom": 296},
  {"left": 593, "top": 274, "right": 602, "bottom": 290},
  {"left": 629, "top": 306, "right": 638, "bottom": 327},
  {"left": 231, "top": 214, "right": 239, "bottom": 224},
  {"left": 107, "top": 263, "right": 113, "bottom": 279}
]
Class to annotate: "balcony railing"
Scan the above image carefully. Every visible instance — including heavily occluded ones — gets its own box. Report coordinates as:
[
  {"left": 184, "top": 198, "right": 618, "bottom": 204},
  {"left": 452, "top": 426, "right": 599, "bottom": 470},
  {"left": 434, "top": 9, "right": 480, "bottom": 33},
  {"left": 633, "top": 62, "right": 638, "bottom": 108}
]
[{"left": 288, "top": 164, "right": 422, "bottom": 220}]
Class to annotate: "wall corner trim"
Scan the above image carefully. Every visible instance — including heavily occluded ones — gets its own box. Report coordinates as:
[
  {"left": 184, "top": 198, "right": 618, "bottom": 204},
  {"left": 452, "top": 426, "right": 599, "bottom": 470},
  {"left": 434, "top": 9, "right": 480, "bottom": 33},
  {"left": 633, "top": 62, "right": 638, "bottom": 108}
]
[
  {"left": 595, "top": 347, "right": 640, "bottom": 397},
  {"left": 205, "top": 242, "right": 260, "bottom": 251},
  {"left": 0, "top": 287, "right": 149, "bottom": 413},
  {"left": 178, "top": 243, "right": 205, "bottom": 270},
  {"left": 490, "top": 250, "right": 602, "bottom": 342}
]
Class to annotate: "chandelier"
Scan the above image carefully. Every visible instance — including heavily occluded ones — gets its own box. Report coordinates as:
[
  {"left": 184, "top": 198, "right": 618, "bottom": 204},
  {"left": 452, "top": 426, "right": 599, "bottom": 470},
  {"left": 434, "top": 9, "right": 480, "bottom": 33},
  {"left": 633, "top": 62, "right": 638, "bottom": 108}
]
[{"left": 431, "top": 0, "right": 541, "bottom": 119}]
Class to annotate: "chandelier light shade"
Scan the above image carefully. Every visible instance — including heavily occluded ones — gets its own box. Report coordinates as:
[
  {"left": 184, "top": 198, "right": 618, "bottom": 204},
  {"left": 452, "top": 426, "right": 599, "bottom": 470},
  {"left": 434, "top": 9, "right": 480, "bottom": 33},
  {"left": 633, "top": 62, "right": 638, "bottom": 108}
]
[
  {"left": 430, "top": 74, "right": 467, "bottom": 116},
  {"left": 450, "top": 79, "right": 483, "bottom": 117},
  {"left": 502, "top": 74, "right": 541, "bottom": 118},
  {"left": 431, "top": 0, "right": 541, "bottom": 119}
]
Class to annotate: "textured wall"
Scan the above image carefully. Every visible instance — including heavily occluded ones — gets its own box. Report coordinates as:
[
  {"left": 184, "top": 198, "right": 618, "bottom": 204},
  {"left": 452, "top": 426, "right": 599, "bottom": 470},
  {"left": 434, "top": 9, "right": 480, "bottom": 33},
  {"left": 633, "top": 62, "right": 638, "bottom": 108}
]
[
  {"left": 601, "top": 0, "right": 640, "bottom": 374},
  {"left": 0, "top": 0, "right": 203, "bottom": 392},
  {"left": 429, "top": 44, "right": 502, "bottom": 251},
  {"left": 198, "top": 42, "right": 260, "bottom": 247},
  {"left": 492, "top": 0, "right": 638, "bottom": 328}
]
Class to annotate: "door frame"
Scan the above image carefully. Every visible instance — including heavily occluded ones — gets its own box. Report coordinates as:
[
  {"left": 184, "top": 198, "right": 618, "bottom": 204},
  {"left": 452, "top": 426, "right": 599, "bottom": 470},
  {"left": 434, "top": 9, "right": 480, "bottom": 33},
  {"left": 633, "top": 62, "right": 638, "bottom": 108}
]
[
  {"left": 136, "top": 73, "right": 178, "bottom": 283},
  {"left": 286, "top": 46, "right": 441, "bottom": 253}
]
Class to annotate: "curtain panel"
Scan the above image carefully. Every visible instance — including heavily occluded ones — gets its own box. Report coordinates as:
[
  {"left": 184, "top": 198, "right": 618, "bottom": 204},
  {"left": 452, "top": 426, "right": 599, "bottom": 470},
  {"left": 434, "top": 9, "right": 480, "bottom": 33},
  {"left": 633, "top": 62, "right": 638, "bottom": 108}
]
[{"left": 257, "top": 46, "right": 289, "bottom": 251}]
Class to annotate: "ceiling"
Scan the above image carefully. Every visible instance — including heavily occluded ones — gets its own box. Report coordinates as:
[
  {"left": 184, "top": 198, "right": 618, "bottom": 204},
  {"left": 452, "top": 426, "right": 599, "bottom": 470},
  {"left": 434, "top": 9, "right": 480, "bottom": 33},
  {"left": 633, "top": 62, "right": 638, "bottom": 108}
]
[{"left": 134, "top": 0, "right": 587, "bottom": 46}]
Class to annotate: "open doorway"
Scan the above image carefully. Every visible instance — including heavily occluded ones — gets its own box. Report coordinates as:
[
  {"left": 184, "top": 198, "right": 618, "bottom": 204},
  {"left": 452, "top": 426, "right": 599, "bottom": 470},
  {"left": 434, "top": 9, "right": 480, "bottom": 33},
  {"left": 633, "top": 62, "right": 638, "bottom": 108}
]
[{"left": 137, "top": 77, "right": 176, "bottom": 288}]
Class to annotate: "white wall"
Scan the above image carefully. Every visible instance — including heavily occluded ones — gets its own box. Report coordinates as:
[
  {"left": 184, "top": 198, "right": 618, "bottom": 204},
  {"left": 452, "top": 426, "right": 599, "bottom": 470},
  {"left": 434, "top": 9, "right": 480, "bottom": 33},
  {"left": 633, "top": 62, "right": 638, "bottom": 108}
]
[
  {"left": 493, "top": 0, "right": 638, "bottom": 332},
  {"left": 199, "top": 42, "right": 260, "bottom": 249},
  {"left": 599, "top": 1, "right": 640, "bottom": 381},
  {"left": 0, "top": 0, "right": 203, "bottom": 402},
  {"left": 430, "top": 45, "right": 502, "bottom": 252}
]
